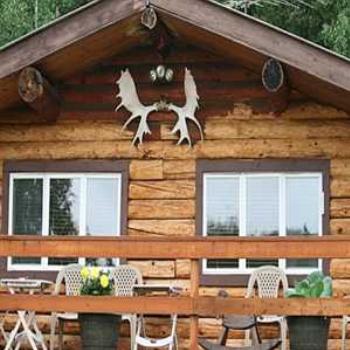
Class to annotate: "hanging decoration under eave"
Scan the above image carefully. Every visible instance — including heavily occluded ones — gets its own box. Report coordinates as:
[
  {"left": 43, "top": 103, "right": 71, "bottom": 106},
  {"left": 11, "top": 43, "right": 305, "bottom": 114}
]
[{"left": 115, "top": 68, "right": 203, "bottom": 147}]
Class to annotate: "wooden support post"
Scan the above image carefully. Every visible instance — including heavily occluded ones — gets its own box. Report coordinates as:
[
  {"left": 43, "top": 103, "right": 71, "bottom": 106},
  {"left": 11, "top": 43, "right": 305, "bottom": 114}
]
[
  {"left": 190, "top": 259, "right": 199, "bottom": 349},
  {"left": 18, "top": 66, "right": 60, "bottom": 122}
]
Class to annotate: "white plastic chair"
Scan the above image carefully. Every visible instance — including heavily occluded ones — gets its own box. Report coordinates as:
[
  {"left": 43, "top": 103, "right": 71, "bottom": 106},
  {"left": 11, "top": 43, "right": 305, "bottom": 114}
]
[
  {"left": 0, "top": 312, "right": 10, "bottom": 346},
  {"left": 50, "top": 264, "right": 83, "bottom": 350},
  {"left": 111, "top": 265, "right": 143, "bottom": 350},
  {"left": 133, "top": 314, "right": 177, "bottom": 350},
  {"left": 246, "top": 266, "right": 288, "bottom": 350},
  {"left": 342, "top": 315, "right": 350, "bottom": 350}
]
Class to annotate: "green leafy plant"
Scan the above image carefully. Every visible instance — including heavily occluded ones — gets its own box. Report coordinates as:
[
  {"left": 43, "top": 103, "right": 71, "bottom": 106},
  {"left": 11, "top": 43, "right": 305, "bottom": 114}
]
[
  {"left": 286, "top": 271, "right": 332, "bottom": 298},
  {"left": 80, "top": 266, "right": 113, "bottom": 296}
]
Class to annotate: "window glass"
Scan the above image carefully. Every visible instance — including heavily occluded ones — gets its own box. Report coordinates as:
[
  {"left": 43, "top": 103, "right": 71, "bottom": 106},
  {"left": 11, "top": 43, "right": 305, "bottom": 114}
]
[
  {"left": 202, "top": 172, "right": 324, "bottom": 275},
  {"left": 48, "top": 178, "right": 80, "bottom": 266},
  {"left": 246, "top": 176, "right": 279, "bottom": 268},
  {"left": 286, "top": 176, "right": 320, "bottom": 269},
  {"left": 246, "top": 177, "right": 279, "bottom": 237},
  {"left": 86, "top": 178, "right": 120, "bottom": 267},
  {"left": 86, "top": 178, "right": 119, "bottom": 236},
  {"left": 205, "top": 177, "right": 239, "bottom": 236},
  {"left": 9, "top": 174, "right": 122, "bottom": 270},
  {"left": 205, "top": 177, "right": 239, "bottom": 270},
  {"left": 12, "top": 179, "right": 42, "bottom": 265}
]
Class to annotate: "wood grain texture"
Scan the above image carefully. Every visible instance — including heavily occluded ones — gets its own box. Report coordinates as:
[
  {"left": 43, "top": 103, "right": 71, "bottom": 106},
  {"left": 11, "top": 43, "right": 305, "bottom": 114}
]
[
  {"left": 128, "top": 260, "right": 175, "bottom": 278},
  {"left": 1, "top": 236, "right": 350, "bottom": 259},
  {"left": 129, "top": 180, "right": 195, "bottom": 199},
  {"left": 128, "top": 200, "right": 195, "bottom": 219},
  {"left": 129, "top": 160, "right": 163, "bottom": 180},
  {"left": 128, "top": 219, "right": 194, "bottom": 236}
]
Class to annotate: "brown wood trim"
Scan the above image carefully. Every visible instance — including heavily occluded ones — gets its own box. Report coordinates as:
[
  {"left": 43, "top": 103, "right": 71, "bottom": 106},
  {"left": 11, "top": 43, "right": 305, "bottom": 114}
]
[
  {"left": 0, "top": 235, "right": 348, "bottom": 258},
  {"left": 152, "top": 0, "right": 350, "bottom": 92},
  {"left": 196, "top": 158, "right": 330, "bottom": 287},
  {"left": 0, "top": 294, "right": 350, "bottom": 316},
  {"left": 1, "top": 159, "right": 129, "bottom": 279},
  {"left": 0, "top": 0, "right": 143, "bottom": 80}
]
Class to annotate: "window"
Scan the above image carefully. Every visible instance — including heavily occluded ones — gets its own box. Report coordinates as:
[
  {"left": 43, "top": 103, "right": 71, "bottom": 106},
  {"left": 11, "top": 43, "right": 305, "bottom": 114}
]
[
  {"left": 3, "top": 160, "right": 128, "bottom": 271},
  {"left": 197, "top": 160, "right": 329, "bottom": 285}
]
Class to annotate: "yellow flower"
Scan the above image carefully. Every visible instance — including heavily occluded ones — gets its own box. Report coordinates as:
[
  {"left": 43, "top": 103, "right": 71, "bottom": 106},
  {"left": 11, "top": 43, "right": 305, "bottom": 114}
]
[
  {"left": 100, "top": 274, "right": 110, "bottom": 288},
  {"left": 91, "top": 266, "right": 100, "bottom": 279},
  {"left": 81, "top": 267, "right": 90, "bottom": 279}
]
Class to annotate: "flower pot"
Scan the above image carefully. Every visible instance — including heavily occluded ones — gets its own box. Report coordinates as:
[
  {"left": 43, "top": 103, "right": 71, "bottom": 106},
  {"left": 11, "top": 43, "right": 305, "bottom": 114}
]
[
  {"left": 79, "top": 313, "right": 121, "bottom": 350},
  {"left": 287, "top": 316, "right": 330, "bottom": 350}
]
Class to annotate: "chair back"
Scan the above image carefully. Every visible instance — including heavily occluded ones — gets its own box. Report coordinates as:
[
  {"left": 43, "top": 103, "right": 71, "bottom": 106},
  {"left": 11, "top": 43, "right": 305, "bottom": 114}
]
[
  {"left": 54, "top": 264, "right": 83, "bottom": 296},
  {"left": 246, "top": 266, "right": 288, "bottom": 299},
  {"left": 111, "top": 265, "right": 143, "bottom": 296}
]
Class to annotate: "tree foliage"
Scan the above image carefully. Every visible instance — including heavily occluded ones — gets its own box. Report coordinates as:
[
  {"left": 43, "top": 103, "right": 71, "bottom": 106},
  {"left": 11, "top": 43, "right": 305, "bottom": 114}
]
[
  {"left": 0, "top": 0, "right": 349, "bottom": 58},
  {"left": 215, "top": 0, "right": 350, "bottom": 58},
  {"left": 0, "top": 0, "right": 92, "bottom": 47}
]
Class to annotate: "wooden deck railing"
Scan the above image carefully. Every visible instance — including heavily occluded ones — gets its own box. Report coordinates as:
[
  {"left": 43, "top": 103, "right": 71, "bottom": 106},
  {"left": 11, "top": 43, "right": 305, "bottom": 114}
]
[{"left": 1, "top": 235, "right": 350, "bottom": 349}]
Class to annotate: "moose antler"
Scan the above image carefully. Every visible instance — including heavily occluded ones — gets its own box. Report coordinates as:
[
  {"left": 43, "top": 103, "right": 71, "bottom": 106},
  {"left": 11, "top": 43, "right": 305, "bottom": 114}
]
[
  {"left": 168, "top": 68, "right": 203, "bottom": 146},
  {"left": 116, "top": 69, "right": 157, "bottom": 145}
]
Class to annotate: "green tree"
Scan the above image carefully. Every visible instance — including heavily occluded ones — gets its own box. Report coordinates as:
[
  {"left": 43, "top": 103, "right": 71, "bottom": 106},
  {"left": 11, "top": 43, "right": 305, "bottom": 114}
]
[
  {"left": 0, "top": 0, "right": 92, "bottom": 48},
  {"left": 215, "top": 0, "right": 350, "bottom": 58}
]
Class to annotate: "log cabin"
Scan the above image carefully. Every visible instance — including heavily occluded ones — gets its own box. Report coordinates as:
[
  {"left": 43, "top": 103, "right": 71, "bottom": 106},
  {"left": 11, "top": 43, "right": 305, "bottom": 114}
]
[{"left": 0, "top": 0, "right": 350, "bottom": 349}]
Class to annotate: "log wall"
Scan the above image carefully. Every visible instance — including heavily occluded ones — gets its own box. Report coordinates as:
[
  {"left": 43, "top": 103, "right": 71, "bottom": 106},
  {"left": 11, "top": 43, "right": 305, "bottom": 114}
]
[{"left": 0, "top": 43, "right": 350, "bottom": 349}]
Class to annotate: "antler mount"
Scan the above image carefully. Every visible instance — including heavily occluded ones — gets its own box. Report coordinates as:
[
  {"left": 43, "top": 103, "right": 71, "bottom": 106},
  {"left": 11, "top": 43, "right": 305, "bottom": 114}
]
[{"left": 115, "top": 68, "right": 203, "bottom": 146}]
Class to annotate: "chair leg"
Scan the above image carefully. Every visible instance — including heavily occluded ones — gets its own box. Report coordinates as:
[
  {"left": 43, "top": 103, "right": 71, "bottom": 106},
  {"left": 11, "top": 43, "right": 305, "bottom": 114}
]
[
  {"left": 129, "top": 316, "right": 137, "bottom": 350},
  {"left": 279, "top": 319, "right": 287, "bottom": 350},
  {"left": 244, "top": 329, "right": 251, "bottom": 346},
  {"left": 49, "top": 314, "right": 57, "bottom": 350},
  {"left": 58, "top": 320, "right": 64, "bottom": 350},
  {"left": 342, "top": 317, "right": 348, "bottom": 350}
]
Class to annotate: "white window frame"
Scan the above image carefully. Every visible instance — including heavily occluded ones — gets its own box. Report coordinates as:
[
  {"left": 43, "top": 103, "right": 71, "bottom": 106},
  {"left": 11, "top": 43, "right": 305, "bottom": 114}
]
[
  {"left": 202, "top": 172, "right": 324, "bottom": 275},
  {"left": 8, "top": 172, "right": 122, "bottom": 271}
]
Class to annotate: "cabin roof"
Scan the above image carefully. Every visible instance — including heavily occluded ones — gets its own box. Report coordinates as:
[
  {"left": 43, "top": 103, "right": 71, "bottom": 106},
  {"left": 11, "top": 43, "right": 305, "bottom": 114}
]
[{"left": 0, "top": 0, "right": 349, "bottom": 112}]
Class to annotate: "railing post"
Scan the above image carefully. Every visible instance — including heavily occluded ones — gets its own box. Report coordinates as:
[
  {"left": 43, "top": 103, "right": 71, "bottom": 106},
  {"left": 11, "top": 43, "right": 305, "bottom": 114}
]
[{"left": 190, "top": 259, "right": 199, "bottom": 349}]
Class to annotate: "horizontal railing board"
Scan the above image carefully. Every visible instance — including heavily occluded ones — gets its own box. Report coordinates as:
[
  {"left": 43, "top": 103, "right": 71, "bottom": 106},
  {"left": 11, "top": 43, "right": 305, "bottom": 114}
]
[
  {"left": 1, "top": 235, "right": 350, "bottom": 258},
  {"left": 0, "top": 295, "right": 349, "bottom": 316}
]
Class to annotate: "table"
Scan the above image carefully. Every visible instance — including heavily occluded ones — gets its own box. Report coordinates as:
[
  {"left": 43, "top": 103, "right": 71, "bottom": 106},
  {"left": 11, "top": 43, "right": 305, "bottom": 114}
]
[{"left": 0, "top": 278, "right": 53, "bottom": 350}]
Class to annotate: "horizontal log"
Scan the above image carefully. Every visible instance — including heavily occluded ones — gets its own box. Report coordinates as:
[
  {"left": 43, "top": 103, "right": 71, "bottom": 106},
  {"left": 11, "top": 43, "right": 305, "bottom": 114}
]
[
  {"left": 160, "top": 119, "right": 350, "bottom": 141},
  {"left": 0, "top": 295, "right": 350, "bottom": 316},
  {"left": 0, "top": 122, "right": 133, "bottom": 142},
  {"left": 1, "top": 236, "right": 350, "bottom": 259},
  {"left": 333, "top": 279, "right": 350, "bottom": 297},
  {"left": 163, "top": 160, "right": 195, "bottom": 179},
  {"left": 128, "top": 199, "right": 195, "bottom": 219},
  {"left": 4, "top": 138, "right": 350, "bottom": 160},
  {"left": 18, "top": 67, "right": 60, "bottom": 122},
  {"left": 66, "top": 62, "right": 258, "bottom": 85},
  {"left": 331, "top": 159, "right": 350, "bottom": 178},
  {"left": 330, "top": 219, "right": 350, "bottom": 235},
  {"left": 128, "top": 220, "right": 194, "bottom": 237},
  {"left": 330, "top": 259, "right": 350, "bottom": 278},
  {"left": 176, "top": 259, "right": 191, "bottom": 278},
  {"left": 129, "top": 180, "right": 195, "bottom": 199},
  {"left": 331, "top": 179, "right": 350, "bottom": 198},
  {"left": 129, "top": 160, "right": 163, "bottom": 180},
  {"left": 4, "top": 117, "right": 350, "bottom": 145},
  {"left": 331, "top": 199, "right": 350, "bottom": 218},
  {"left": 128, "top": 260, "right": 175, "bottom": 278}
]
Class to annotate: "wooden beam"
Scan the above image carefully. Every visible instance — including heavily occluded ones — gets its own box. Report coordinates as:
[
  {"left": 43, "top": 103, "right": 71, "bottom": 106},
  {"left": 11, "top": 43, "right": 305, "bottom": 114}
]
[
  {"left": 151, "top": 0, "right": 350, "bottom": 92},
  {"left": 18, "top": 67, "right": 60, "bottom": 121},
  {"left": 0, "top": 0, "right": 145, "bottom": 110},
  {"left": 152, "top": 1, "right": 350, "bottom": 112},
  {"left": 0, "top": 295, "right": 350, "bottom": 316},
  {"left": 1, "top": 236, "right": 350, "bottom": 259},
  {"left": 190, "top": 259, "right": 200, "bottom": 350}
]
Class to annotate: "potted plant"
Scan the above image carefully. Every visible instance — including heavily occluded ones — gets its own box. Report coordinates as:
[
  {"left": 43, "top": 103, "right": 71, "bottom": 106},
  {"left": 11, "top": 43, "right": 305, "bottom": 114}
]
[
  {"left": 79, "top": 266, "right": 121, "bottom": 350},
  {"left": 286, "top": 271, "right": 333, "bottom": 350}
]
